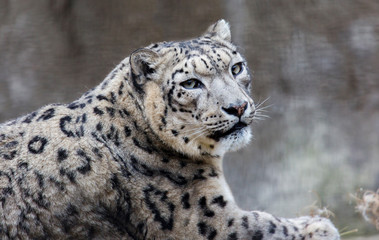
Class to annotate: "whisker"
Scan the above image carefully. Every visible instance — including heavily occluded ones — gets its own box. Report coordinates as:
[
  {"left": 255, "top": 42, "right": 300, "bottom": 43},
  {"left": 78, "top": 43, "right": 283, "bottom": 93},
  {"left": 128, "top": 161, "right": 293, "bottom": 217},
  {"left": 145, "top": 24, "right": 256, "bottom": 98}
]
[
  {"left": 253, "top": 116, "right": 269, "bottom": 121},
  {"left": 252, "top": 118, "right": 263, "bottom": 122},
  {"left": 174, "top": 121, "right": 200, "bottom": 126},
  {"left": 255, "top": 96, "right": 271, "bottom": 109},
  {"left": 186, "top": 127, "right": 207, "bottom": 137},
  {"left": 205, "top": 123, "right": 225, "bottom": 128},
  {"left": 254, "top": 114, "right": 270, "bottom": 119},
  {"left": 255, "top": 108, "right": 270, "bottom": 113},
  {"left": 179, "top": 126, "right": 206, "bottom": 134},
  {"left": 190, "top": 129, "right": 208, "bottom": 142},
  {"left": 256, "top": 104, "right": 273, "bottom": 111},
  {"left": 253, "top": 117, "right": 270, "bottom": 122},
  {"left": 253, "top": 96, "right": 272, "bottom": 122},
  {"left": 206, "top": 125, "right": 229, "bottom": 131},
  {"left": 252, "top": 97, "right": 272, "bottom": 123}
]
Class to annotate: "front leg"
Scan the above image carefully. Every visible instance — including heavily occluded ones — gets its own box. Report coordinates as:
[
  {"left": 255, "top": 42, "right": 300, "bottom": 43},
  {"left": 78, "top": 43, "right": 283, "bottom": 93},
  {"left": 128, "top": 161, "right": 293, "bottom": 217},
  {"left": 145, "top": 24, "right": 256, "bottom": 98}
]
[
  {"left": 136, "top": 172, "right": 339, "bottom": 239},
  {"left": 245, "top": 211, "right": 339, "bottom": 240},
  {"left": 185, "top": 207, "right": 339, "bottom": 240},
  {"left": 178, "top": 185, "right": 340, "bottom": 240}
]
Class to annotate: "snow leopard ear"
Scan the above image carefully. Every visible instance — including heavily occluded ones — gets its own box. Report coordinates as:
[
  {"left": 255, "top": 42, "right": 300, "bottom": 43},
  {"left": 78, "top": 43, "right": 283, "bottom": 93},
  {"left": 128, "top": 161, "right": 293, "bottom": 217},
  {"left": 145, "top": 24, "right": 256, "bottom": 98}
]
[
  {"left": 130, "top": 48, "right": 159, "bottom": 87},
  {"left": 203, "top": 19, "right": 231, "bottom": 42}
]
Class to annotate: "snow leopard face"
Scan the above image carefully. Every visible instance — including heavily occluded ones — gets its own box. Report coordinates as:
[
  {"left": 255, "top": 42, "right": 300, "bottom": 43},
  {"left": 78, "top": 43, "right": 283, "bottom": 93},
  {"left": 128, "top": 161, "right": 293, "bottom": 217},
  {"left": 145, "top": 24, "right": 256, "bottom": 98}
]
[{"left": 131, "top": 20, "right": 255, "bottom": 158}]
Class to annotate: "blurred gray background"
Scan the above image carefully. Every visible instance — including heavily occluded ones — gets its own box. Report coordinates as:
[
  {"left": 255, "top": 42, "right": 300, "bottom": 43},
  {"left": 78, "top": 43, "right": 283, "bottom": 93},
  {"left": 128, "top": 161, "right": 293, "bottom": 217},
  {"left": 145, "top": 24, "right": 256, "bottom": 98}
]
[{"left": 1, "top": 0, "right": 379, "bottom": 238}]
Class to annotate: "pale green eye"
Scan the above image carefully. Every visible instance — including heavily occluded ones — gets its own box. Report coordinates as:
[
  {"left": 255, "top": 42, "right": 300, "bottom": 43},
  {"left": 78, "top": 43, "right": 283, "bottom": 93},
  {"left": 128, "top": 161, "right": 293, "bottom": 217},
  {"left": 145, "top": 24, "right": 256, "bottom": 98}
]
[
  {"left": 180, "top": 79, "right": 203, "bottom": 89},
  {"left": 231, "top": 62, "right": 243, "bottom": 76}
]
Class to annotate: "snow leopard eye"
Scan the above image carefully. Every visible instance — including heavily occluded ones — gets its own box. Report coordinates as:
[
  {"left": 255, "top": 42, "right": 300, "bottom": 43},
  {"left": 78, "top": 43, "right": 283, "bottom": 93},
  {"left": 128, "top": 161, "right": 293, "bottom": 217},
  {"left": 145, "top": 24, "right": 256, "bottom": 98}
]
[
  {"left": 180, "top": 79, "right": 203, "bottom": 89},
  {"left": 231, "top": 62, "right": 244, "bottom": 76}
]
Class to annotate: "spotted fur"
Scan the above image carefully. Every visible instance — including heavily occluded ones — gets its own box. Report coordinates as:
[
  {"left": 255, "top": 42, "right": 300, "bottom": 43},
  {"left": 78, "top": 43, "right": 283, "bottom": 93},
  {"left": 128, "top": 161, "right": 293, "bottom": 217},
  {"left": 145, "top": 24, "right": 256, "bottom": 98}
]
[{"left": 0, "top": 20, "right": 339, "bottom": 239}]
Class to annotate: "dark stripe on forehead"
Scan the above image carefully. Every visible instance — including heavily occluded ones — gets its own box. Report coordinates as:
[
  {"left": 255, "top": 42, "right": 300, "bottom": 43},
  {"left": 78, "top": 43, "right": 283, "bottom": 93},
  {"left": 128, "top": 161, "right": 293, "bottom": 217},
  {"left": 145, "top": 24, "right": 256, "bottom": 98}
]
[{"left": 219, "top": 48, "right": 233, "bottom": 59}]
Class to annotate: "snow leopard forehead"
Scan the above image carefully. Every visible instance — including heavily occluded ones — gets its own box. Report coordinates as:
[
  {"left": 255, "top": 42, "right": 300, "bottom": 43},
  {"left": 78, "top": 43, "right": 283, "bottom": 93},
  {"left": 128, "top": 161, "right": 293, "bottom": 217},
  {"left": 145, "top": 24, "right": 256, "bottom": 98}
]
[{"left": 146, "top": 37, "right": 243, "bottom": 75}]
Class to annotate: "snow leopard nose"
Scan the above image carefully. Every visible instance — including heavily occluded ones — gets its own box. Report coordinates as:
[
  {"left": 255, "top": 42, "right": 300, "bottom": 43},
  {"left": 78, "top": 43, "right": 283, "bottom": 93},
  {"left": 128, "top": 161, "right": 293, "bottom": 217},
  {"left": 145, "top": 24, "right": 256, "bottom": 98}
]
[{"left": 222, "top": 101, "right": 248, "bottom": 118}]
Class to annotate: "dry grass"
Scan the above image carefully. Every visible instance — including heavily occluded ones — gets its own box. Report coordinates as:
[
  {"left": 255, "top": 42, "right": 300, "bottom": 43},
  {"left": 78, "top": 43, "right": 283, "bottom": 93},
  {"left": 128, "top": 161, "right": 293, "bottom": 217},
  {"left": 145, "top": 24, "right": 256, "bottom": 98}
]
[
  {"left": 300, "top": 192, "right": 359, "bottom": 237},
  {"left": 354, "top": 189, "right": 379, "bottom": 230}
]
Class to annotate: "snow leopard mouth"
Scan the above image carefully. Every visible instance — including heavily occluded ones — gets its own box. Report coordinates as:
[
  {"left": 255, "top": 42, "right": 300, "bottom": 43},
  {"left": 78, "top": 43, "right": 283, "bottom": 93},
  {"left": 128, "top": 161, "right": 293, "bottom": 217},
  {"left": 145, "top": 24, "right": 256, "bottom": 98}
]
[{"left": 208, "top": 122, "right": 248, "bottom": 142}]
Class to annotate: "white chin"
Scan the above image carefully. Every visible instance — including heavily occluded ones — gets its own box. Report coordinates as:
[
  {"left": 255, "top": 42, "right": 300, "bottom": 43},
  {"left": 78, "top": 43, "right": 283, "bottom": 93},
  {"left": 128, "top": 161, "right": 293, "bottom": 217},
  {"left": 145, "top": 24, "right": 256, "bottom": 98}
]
[{"left": 217, "top": 127, "right": 252, "bottom": 153}]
